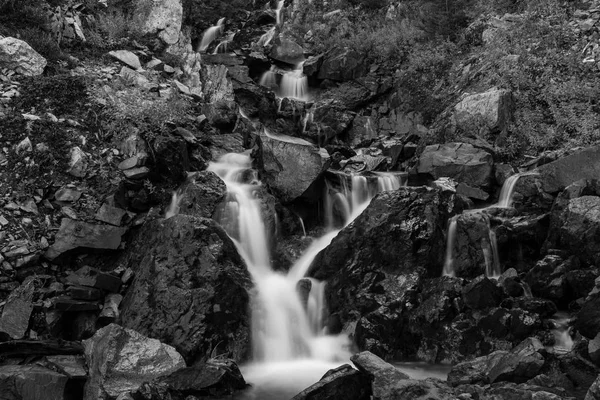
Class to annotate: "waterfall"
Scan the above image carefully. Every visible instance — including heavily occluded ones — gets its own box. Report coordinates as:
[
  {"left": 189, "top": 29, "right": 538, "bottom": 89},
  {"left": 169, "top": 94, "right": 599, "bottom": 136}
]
[
  {"left": 302, "top": 108, "right": 314, "bottom": 134},
  {"left": 208, "top": 152, "right": 405, "bottom": 391},
  {"left": 213, "top": 32, "right": 235, "bottom": 54},
  {"left": 257, "top": 26, "right": 276, "bottom": 47},
  {"left": 198, "top": 17, "right": 225, "bottom": 52},
  {"left": 498, "top": 173, "right": 522, "bottom": 208},
  {"left": 549, "top": 313, "right": 574, "bottom": 353},
  {"left": 275, "top": 0, "right": 285, "bottom": 25},
  {"left": 259, "top": 65, "right": 278, "bottom": 89},
  {"left": 298, "top": 215, "right": 307, "bottom": 237},
  {"left": 442, "top": 216, "right": 458, "bottom": 277},
  {"left": 280, "top": 64, "right": 309, "bottom": 101},
  {"left": 165, "top": 190, "right": 181, "bottom": 219}
]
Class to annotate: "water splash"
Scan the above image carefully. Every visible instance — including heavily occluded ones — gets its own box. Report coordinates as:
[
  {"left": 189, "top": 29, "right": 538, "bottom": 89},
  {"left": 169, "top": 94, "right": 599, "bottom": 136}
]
[
  {"left": 198, "top": 17, "right": 225, "bottom": 52},
  {"left": 213, "top": 32, "right": 235, "bottom": 54},
  {"left": 302, "top": 108, "right": 314, "bottom": 134},
  {"left": 498, "top": 173, "right": 522, "bottom": 208},
  {"left": 549, "top": 312, "right": 574, "bottom": 353},
  {"left": 259, "top": 65, "right": 278, "bottom": 89}
]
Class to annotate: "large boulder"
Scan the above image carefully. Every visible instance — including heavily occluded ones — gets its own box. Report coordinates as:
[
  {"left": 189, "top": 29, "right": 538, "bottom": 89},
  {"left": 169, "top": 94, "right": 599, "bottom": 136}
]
[
  {"left": 350, "top": 351, "right": 409, "bottom": 399},
  {"left": 454, "top": 88, "right": 513, "bottom": 134},
  {"left": 586, "top": 374, "right": 600, "bottom": 400},
  {"left": 134, "top": 0, "right": 183, "bottom": 44},
  {"left": 317, "top": 47, "right": 367, "bottom": 81},
  {"left": 303, "top": 100, "right": 355, "bottom": 144},
  {"left": 450, "top": 210, "right": 496, "bottom": 278},
  {"left": 0, "top": 37, "right": 47, "bottom": 76},
  {"left": 514, "top": 146, "right": 600, "bottom": 207},
  {"left": 169, "top": 171, "right": 226, "bottom": 218},
  {"left": 488, "top": 337, "right": 545, "bottom": 383},
  {"left": 291, "top": 364, "right": 371, "bottom": 400},
  {"left": 309, "top": 186, "right": 459, "bottom": 359},
  {"left": 417, "top": 142, "right": 494, "bottom": 189},
  {"left": 260, "top": 131, "right": 330, "bottom": 203},
  {"left": 118, "top": 215, "right": 252, "bottom": 363},
  {"left": 83, "top": 323, "right": 185, "bottom": 400},
  {"left": 270, "top": 36, "right": 304, "bottom": 64},
  {"left": 44, "top": 219, "right": 127, "bottom": 260},
  {"left": 576, "top": 294, "right": 600, "bottom": 340}
]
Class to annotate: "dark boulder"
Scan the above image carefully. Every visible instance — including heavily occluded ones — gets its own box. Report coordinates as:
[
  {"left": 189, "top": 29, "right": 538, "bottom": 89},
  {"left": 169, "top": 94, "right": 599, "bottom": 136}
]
[
  {"left": 0, "top": 364, "right": 68, "bottom": 400},
  {"left": 170, "top": 171, "right": 226, "bottom": 218},
  {"left": 118, "top": 215, "right": 252, "bottom": 363},
  {"left": 350, "top": 351, "right": 409, "bottom": 399},
  {"left": 416, "top": 142, "right": 494, "bottom": 189},
  {"left": 586, "top": 374, "right": 600, "bottom": 400},
  {"left": 462, "top": 275, "right": 504, "bottom": 310},
  {"left": 576, "top": 294, "right": 600, "bottom": 340},
  {"left": 448, "top": 350, "right": 508, "bottom": 385},
  {"left": 291, "top": 364, "right": 371, "bottom": 400},
  {"left": 303, "top": 99, "right": 355, "bottom": 145},
  {"left": 451, "top": 210, "right": 495, "bottom": 279},
  {"left": 259, "top": 131, "right": 330, "bottom": 203},
  {"left": 524, "top": 255, "right": 571, "bottom": 303},
  {"left": 317, "top": 47, "right": 367, "bottom": 82},
  {"left": 152, "top": 135, "right": 190, "bottom": 181},
  {"left": 488, "top": 337, "right": 545, "bottom": 383}
]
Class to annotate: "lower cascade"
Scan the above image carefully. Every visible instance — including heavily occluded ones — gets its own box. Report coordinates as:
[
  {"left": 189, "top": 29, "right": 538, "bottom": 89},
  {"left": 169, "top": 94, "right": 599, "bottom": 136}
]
[{"left": 206, "top": 152, "right": 405, "bottom": 392}]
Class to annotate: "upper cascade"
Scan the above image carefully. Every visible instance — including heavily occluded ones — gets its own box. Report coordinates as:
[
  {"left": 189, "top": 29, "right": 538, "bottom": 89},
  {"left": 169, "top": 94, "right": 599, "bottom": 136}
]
[{"left": 198, "top": 17, "right": 225, "bottom": 52}]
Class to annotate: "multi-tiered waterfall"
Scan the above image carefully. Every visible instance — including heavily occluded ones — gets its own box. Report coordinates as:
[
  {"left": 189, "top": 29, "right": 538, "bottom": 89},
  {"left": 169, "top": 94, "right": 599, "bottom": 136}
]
[{"left": 203, "top": 152, "right": 405, "bottom": 397}]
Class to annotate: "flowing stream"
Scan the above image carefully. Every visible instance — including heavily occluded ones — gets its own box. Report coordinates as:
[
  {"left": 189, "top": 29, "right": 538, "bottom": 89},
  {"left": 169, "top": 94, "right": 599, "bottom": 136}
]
[{"left": 203, "top": 152, "right": 405, "bottom": 397}]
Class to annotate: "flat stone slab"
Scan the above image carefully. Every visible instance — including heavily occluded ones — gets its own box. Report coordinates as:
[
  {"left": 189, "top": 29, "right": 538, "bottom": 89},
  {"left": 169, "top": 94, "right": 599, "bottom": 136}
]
[
  {"left": 0, "top": 297, "right": 33, "bottom": 339},
  {"left": 0, "top": 364, "right": 67, "bottom": 400},
  {"left": 108, "top": 50, "right": 141, "bottom": 70}
]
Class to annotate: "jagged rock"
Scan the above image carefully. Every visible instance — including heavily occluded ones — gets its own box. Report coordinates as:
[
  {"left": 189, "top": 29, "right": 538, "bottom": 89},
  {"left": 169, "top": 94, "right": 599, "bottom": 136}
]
[
  {"left": 291, "top": 364, "right": 371, "bottom": 400},
  {"left": 202, "top": 64, "right": 234, "bottom": 103},
  {"left": 448, "top": 350, "right": 508, "bottom": 385},
  {"left": 371, "top": 378, "right": 456, "bottom": 400},
  {"left": 270, "top": 36, "right": 304, "bottom": 64},
  {"left": 171, "top": 171, "right": 226, "bottom": 218},
  {"left": 45, "top": 219, "right": 127, "bottom": 260},
  {"left": 99, "top": 294, "right": 123, "bottom": 324},
  {"left": 462, "top": 275, "right": 503, "bottom": 310},
  {"left": 488, "top": 337, "right": 545, "bottom": 383},
  {"left": 118, "top": 215, "right": 252, "bottom": 363},
  {"left": 417, "top": 142, "right": 494, "bottom": 188},
  {"left": 260, "top": 131, "right": 330, "bottom": 203},
  {"left": 553, "top": 196, "right": 600, "bottom": 266},
  {"left": 304, "top": 99, "right": 355, "bottom": 144},
  {"left": 66, "top": 266, "right": 122, "bottom": 293},
  {"left": 351, "top": 351, "right": 409, "bottom": 399},
  {"left": 109, "top": 50, "right": 142, "bottom": 70},
  {"left": 454, "top": 88, "right": 513, "bottom": 133},
  {"left": 451, "top": 210, "right": 495, "bottom": 278},
  {"left": 587, "top": 374, "right": 600, "bottom": 400},
  {"left": 303, "top": 54, "right": 324, "bottom": 76},
  {"left": 457, "top": 183, "right": 490, "bottom": 200},
  {"left": 55, "top": 187, "right": 82, "bottom": 202},
  {"left": 576, "top": 295, "right": 600, "bottom": 339},
  {"left": 0, "top": 293, "right": 33, "bottom": 339},
  {"left": 317, "top": 47, "right": 366, "bottom": 82},
  {"left": 310, "top": 186, "right": 459, "bottom": 359},
  {"left": 524, "top": 255, "right": 569, "bottom": 301},
  {"left": 95, "top": 203, "right": 127, "bottom": 226},
  {"left": 566, "top": 269, "right": 599, "bottom": 299},
  {"left": 135, "top": 0, "right": 182, "bottom": 44},
  {"left": 134, "top": 359, "right": 247, "bottom": 399},
  {"left": 152, "top": 135, "right": 189, "bottom": 181},
  {"left": 43, "top": 354, "right": 87, "bottom": 380},
  {"left": 0, "top": 365, "right": 67, "bottom": 400},
  {"left": 83, "top": 323, "right": 185, "bottom": 400},
  {"left": 67, "top": 146, "right": 88, "bottom": 177},
  {"left": 347, "top": 116, "right": 378, "bottom": 147},
  {"left": 0, "top": 37, "right": 47, "bottom": 76},
  {"left": 378, "top": 109, "right": 424, "bottom": 137}
]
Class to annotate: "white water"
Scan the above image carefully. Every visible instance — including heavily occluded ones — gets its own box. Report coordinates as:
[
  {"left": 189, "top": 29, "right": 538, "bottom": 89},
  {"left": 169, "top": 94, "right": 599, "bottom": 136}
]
[
  {"left": 302, "top": 108, "right": 314, "bottom": 134},
  {"left": 549, "top": 312, "right": 574, "bottom": 353},
  {"left": 280, "top": 64, "right": 309, "bottom": 101},
  {"left": 259, "top": 65, "right": 278, "bottom": 89},
  {"left": 208, "top": 153, "right": 405, "bottom": 395},
  {"left": 198, "top": 17, "right": 225, "bottom": 52},
  {"left": 165, "top": 190, "right": 180, "bottom": 219},
  {"left": 442, "top": 216, "right": 458, "bottom": 277},
  {"left": 257, "top": 26, "right": 276, "bottom": 47},
  {"left": 275, "top": 0, "right": 285, "bottom": 25},
  {"left": 213, "top": 32, "right": 235, "bottom": 54},
  {"left": 498, "top": 173, "right": 522, "bottom": 208}
]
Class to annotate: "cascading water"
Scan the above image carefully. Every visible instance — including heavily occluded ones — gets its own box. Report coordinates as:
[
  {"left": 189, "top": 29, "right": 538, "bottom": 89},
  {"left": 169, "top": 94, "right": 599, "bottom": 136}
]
[
  {"left": 442, "top": 216, "right": 458, "bottom": 277},
  {"left": 497, "top": 173, "right": 522, "bottom": 208},
  {"left": 280, "top": 64, "right": 309, "bottom": 101},
  {"left": 549, "top": 312, "right": 574, "bottom": 353},
  {"left": 257, "top": 26, "right": 276, "bottom": 47},
  {"left": 259, "top": 65, "right": 278, "bottom": 89},
  {"left": 207, "top": 152, "right": 405, "bottom": 397},
  {"left": 213, "top": 32, "right": 235, "bottom": 54},
  {"left": 198, "top": 17, "right": 225, "bottom": 52},
  {"left": 275, "top": 0, "right": 285, "bottom": 25}
]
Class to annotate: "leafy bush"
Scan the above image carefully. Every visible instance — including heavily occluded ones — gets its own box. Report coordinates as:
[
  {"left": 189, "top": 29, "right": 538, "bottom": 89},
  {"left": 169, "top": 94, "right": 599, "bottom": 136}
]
[
  {"left": 17, "top": 27, "right": 65, "bottom": 62},
  {"left": 85, "top": 8, "right": 145, "bottom": 46}
]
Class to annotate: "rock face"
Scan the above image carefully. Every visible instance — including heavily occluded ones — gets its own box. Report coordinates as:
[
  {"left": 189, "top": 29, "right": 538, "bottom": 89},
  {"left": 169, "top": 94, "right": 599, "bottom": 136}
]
[
  {"left": 351, "top": 351, "right": 409, "bottom": 400},
  {"left": 83, "top": 323, "right": 185, "bottom": 400},
  {"left": 135, "top": 0, "right": 183, "bottom": 44},
  {"left": 171, "top": 171, "right": 226, "bottom": 218},
  {"left": 305, "top": 100, "right": 355, "bottom": 144},
  {"left": 576, "top": 295, "right": 600, "bottom": 340},
  {"left": 310, "top": 186, "right": 457, "bottom": 358},
  {"left": 317, "top": 47, "right": 367, "bottom": 81},
  {"left": 0, "top": 365, "right": 68, "bottom": 400},
  {"left": 587, "top": 374, "right": 600, "bottom": 400},
  {"left": 260, "top": 132, "right": 330, "bottom": 203},
  {"left": 451, "top": 211, "right": 496, "bottom": 278},
  {"left": 417, "top": 142, "right": 494, "bottom": 188},
  {"left": 0, "top": 37, "right": 47, "bottom": 76},
  {"left": 488, "top": 337, "right": 545, "bottom": 383},
  {"left": 118, "top": 215, "right": 252, "bottom": 363},
  {"left": 291, "top": 364, "right": 371, "bottom": 400},
  {"left": 270, "top": 36, "right": 304, "bottom": 64},
  {"left": 44, "top": 219, "right": 128, "bottom": 260},
  {"left": 454, "top": 88, "right": 513, "bottom": 133}
]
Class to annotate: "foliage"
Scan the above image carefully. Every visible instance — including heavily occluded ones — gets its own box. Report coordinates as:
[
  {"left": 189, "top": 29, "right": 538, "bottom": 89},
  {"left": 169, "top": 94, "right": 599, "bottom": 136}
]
[{"left": 84, "top": 8, "right": 146, "bottom": 47}]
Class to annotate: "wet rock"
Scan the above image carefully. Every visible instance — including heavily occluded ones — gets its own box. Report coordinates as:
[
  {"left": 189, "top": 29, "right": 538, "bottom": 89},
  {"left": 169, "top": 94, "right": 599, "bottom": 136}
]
[
  {"left": 488, "top": 337, "right": 545, "bottom": 383},
  {"left": 378, "top": 109, "right": 424, "bottom": 137},
  {"left": 134, "top": 359, "right": 247, "bottom": 399},
  {"left": 66, "top": 266, "right": 122, "bottom": 293},
  {"left": 123, "top": 166, "right": 150, "bottom": 180},
  {"left": 462, "top": 275, "right": 503, "bottom": 310},
  {"left": 291, "top": 364, "right": 371, "bottom": 400},
  {"left": 417, "top": 142, "right": 494, "bottom": 189},
  {"left": 0, "top": 293, "right": 33, "bottom": 339},
  {"left": 454, "top": 88, "right": 513, "bottom": 134},
  {"left": 451, "top": 211, "right": 495, "bottom": 278},
  {"left": 152, "top": 135, "right": 189, "bottom": 181},
  {"left": 119, "top": 215, "right": 252, "bottom": 363},
  {"left": 99, "top": 294, "right": 123, "bottom": 324},
  {"left": 270, "top": 36, "right": 304, "bottom": 64},
  {"left": 448, "top": 350, "right": 508, "bottom": 385},
  {"left": 0, "top": 37, "right": 47, "bottom": 76},
  {"left": 373, "top": 378, "right": 456, "bottom": 400},
  {"left": 171, "top": 171, "right": 226, "bottom": 218},
  {"left": 83, "top": 323, "right": 185, "bottom": 400},
  {"left": 566, "top": 269, "right": 599, "bottom": 299},
  {"left": 260, "top": 132, "right": 330, "bottom": 203},
  {"left": 553, "top": 196, "right": 600, "bottom": 266},
  {"left": 310, "top": 186, "right": 458, "bottom": 359},
  {"left": 304, "top": 99, "right": 355, "bottom": 144},
  {"left": 0, "top": 365, "right": 67, "bottom": 400},
  {"left": 501, "top": 297, "right": 557, "bottom": 318},
  {"left": 317, "top": 47, "right": 367, "bottom": 82},
  {"left": 524, "top": 255, "right": 569, "bottom": 302},
  {"left": 67, "top": 285, "right": 103, "bottom": 300},
  {"left": 109, "top": 50, "right": 142, "bottom": 70},
  {"left": 457, "top": 182, "right": 490, "bottom": 201},
  {"left": 576, "top": 294, "right": 600, "bottom": 339},
  {"left": 55, "top": 187, "right": 82, "bottom": 203},
  {"left": 303, "top": 54, "right": 324, "bottom": 77},
  {"left": 135, "top": 0, "right": 182, "bottom": 44},
  {"left": 203, "top": 100, "right": 238, "bottom": 130},
  {"left": 351, "top": 351, "right": 409, "bottom": 399}
]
